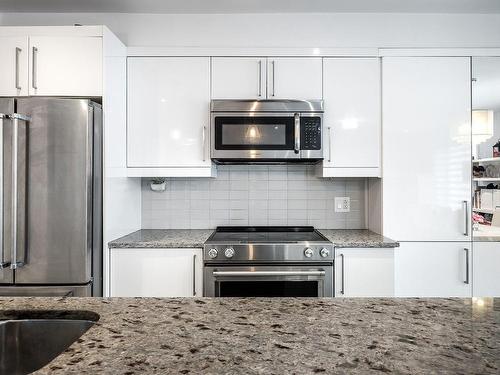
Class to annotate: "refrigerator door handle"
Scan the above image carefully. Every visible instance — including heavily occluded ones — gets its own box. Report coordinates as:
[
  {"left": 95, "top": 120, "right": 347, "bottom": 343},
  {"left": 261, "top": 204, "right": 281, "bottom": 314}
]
[
  {"left": 0, "top": 114, "right": 9, "bottom": 271},
  {"left": 8, "top": 113, "right": 30, "bottom": 270}
]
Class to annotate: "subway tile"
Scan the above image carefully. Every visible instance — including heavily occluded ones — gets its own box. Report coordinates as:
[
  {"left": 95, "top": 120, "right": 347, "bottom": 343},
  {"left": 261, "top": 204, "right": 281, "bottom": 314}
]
[
  {"left": 269, "top": 219, "right": 287, "bottom": 226},
  {"left": 229, "top": 218, "right": 249, "bottom": 226},
  {"left": 190, "top": 219, "right": 210, "bottom": 229},
  {"left": 170, "top": 190, "right": 190, "bottom": 200},
  {"left": 230, "top": 190, "right": 248, "bottom": 200},
  {"left": 268, "top": 180, "right": 287, "bottom": 190},
  {"left": 210, "top": 190, "right": 230, "bottom": 200},
  {"left": 287, "top": 209, "right": 307, "bottom": 219},
  {"left": 210, "top": 179, "right": 229, "bottom": 191},
  {"left": 230, "top": 180, "right": 249, "bottom": 191},
  {"left": 191, "top": 199, "right": 210, "bottom": 210},
  {"left": 287, "top": 200, "right": 307, "bottom": 210},
  {"left": 287, "top": 180, "right": 307, "bottom": 190},
  {"left": 307, "top": 200, "right": 326, "bottom": 210},
  {"left": 210, "top": 209, "right": 229, "bottom": 220},
  {"left": 230, "top": 170, "right": 249, "bottom": 181},
  {"left": 190, "top": 190, "right": 210, "bottom": 200},
  {"left": 210, "top": 200, "right": 230, "bottom": 210},
  {"left": 249, "top": 199, "right": 268, "bottom": 210},
  {"left": 269, "top": 200, "right": 287, "bottom": 210},
  {"left": 268, "top": 190, "right": 287, "bottom": 200},
  {"left": 248, "top": 180, "right": 268, "bottom": 191},
  {"left": 288, "top": 190, "right": 307, "bottom": 200},
  {"left": 269, "top": 209, "right": 287, "bottom": 220},
  {"left": 249, "top": 169, "right": 269, "bottom": 181},
  {"left": 230, "top": 209, "right": 249, "bottom": 220},
  {"left": 190, "top": 179, "right": 209, "bottom": 190},
  {"left": 249, "top": 189, "right": 268, "bottom": 200},
  {"left": 230, "top": 200, "right": 248, "bottom": 210}
]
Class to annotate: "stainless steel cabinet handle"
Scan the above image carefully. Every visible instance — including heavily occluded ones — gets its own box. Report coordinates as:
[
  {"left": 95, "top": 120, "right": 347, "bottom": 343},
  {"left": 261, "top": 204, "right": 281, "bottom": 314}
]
[
  {"left": 294, "top": 113, "right": 300, "bottom": 154},
  {"left": 192, "top": 254, "right": 197, "bottom": 296},
  {"left": 462, "top": 201, "right": 468, "bottom": 236},
  {"left": 340, "top": 253, "right": 345, "bottom": 295},
  {"left": 15, "top": 47, "right": 22, "bottom": 90},
  {"left": 0, "top": 114, "right": 8, "bottom": 271},
  {"left": 328, "top": 126, "right": 332, "bottom": 163},
  {"left": 271, "top": 60, "right": 275, "bottom": 97},
  {"left": 212, "top": 270, "right": 325, "bottom": 277},
  {"left": 258, "top": 60, "right": 262, "bottom": 97},
  {"left": 8, "top": 114, "right": 30, "bottom": 270},
  {"left": 32, "top": 47, "right": 38, "bottom": 90},
  {"left": 463, "top": 248, "right": 469, "bottom": 284},
  {"left": 202, "top": 125, "right": 207, "bottom": 162}
]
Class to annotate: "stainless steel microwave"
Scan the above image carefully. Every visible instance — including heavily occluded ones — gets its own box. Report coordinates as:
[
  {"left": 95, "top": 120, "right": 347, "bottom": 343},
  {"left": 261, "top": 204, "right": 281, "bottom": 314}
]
[{"left": 210, "top": 100, "right": 324, "bottom": 163}]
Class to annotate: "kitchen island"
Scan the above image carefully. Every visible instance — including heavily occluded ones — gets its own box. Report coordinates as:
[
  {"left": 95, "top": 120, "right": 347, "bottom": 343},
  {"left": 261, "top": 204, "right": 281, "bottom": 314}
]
[{"left": 1, "top": 297, "right": 498, "bottom": 374}]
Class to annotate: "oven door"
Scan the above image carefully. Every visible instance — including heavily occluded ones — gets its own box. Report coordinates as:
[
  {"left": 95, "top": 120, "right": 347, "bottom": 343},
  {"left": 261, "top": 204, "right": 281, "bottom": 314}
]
[
  {"left": 204, "top": 265, "right": 333, "bottom": 297},
  {"left": 211, "top": 112, "right": 300, "bottom": 160}
]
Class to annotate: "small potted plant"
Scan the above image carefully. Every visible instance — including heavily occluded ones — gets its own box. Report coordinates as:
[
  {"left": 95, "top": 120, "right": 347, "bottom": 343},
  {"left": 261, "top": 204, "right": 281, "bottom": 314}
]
[{"left": 150, "top": 177, "right": 167, "bottom": 192}]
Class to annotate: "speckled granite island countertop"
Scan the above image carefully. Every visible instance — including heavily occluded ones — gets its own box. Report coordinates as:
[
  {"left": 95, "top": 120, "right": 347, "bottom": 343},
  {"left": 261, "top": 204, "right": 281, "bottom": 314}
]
[
  {"left": 1, "top": 297, "right": 498, "bottom": 374},
  {"left": 108, "top": 229, "right": 398, "bottom": 249}
]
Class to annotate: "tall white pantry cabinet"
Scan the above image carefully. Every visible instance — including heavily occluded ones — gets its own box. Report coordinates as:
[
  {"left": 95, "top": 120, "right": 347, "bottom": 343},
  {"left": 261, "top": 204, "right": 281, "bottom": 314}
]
[{"left": 382, "top": 56, "right": 497, "bottom": 297}]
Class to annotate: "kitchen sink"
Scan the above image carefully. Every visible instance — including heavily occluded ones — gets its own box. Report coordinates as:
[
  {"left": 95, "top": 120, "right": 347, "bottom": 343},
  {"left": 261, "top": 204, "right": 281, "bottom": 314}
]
[{"left": 0, "top": 310, "right": 99, "bottom": 375}]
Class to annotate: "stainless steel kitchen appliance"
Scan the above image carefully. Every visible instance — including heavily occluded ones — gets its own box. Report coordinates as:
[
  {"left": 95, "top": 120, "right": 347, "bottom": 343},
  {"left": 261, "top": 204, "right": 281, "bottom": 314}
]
[
  {"left": 203, "top": 226, "right": 333, "bottom": 297},
  {"left": 210, "top": 100, "right": 323, "bottom": 163},
  {"left": 0, "top": 98, "right": 102, "bottom": 297}
]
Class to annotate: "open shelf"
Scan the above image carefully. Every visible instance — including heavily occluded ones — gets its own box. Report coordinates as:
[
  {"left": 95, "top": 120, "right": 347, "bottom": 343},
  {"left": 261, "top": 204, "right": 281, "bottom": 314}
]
[
  {"left": 473, "top": 178, "right": 500, "bottom": 182},
  {"left": 473, "top": 157, "right": 500, "bottom": 163},
  {"left": 473, "top": 208, "right": 494, "bottom": 214}
]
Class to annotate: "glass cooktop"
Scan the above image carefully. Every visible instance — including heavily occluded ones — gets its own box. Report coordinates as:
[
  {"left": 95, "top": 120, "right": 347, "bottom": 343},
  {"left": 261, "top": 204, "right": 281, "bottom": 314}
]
[{"left": 208, "top": 226, "right": 328, "bottom": 243}]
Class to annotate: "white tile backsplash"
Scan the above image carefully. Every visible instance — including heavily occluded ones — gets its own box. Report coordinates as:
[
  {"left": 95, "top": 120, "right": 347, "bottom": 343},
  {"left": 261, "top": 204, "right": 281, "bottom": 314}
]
[{"left": 141, "top": 165, "right": 366, "bottom": 229}]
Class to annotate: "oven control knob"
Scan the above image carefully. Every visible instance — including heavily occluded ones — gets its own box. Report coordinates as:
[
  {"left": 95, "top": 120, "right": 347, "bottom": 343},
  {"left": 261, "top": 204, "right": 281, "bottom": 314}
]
[
  {"left": 224, "top": 247, "right": 235, "bottom": 258},
  {"left": 208, "top": 248, "right": 218, "bottom": 259},
  {"left": 304, "top": 248, "right": 314, "bottom": 258},
  {"left": 319, "top": 248, "right": 330, "bottom": 258}
]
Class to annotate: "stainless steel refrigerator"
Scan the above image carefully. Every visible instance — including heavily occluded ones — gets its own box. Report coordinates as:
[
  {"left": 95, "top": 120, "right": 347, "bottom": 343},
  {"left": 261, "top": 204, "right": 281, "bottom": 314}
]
[{"left": 0, "top": 98, "right": 102, "bottom": 297}]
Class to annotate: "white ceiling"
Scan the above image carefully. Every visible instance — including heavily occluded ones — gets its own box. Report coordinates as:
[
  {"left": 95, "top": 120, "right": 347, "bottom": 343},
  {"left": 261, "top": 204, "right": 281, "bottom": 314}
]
[{"left": 1, "top": 0, "right": 499, "bottom": 14}]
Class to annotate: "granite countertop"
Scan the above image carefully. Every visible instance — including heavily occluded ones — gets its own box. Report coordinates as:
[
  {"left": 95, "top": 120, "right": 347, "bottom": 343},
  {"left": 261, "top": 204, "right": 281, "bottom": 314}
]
[
  {"left": 1, "top": 297, "right": 498, "bottom": 374},
  {"left": 109, "top": 229, "right": 398, "bottom": 249},
  {"left": 108, "top": 229, "right": 213, "bottom": 248}
]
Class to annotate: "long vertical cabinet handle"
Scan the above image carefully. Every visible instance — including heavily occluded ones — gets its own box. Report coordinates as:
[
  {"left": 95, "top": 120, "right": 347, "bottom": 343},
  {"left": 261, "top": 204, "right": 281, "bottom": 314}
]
[
  {"left": 15, "top": 47, "right": 22, "bottom": 90},
  {"left": 462, "top": 201, "right": 468, "bottom": 236},
  {"left": 340, "top": 253, "right": 345, "bottom": 295},
  {"left": 271, "top": 60, "right": 275, "bottom": 97},
  {"left": 294, "top": 113, "right": 300, "bottom": 154},
  {"left": 258, "top": 60, "right": 262, "bottom": 97},
  {"left": 202, "top": 126, "right": 207, "bottom": 162},
  {"left": 0, "top": 114, "right": 7, "bottom": 271},
  {"left": 328, "top": 127, "right": 332, "bottom": 163},
  {"left": 32, "top": 47, "right": 38, "bottom": 90},
  {"left": 192, "top": 254, "right": 197, "bottom": 296},
  {"left": 463, "top": 248, "right": 470, "bottom": 284},
  {"left": 8, "top": 114, "right": 30, "bottom": 270}
]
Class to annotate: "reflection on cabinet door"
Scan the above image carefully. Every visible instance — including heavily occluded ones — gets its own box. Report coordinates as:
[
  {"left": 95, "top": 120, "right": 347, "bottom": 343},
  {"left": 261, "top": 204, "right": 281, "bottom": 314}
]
[
  {"left": 110, "top": 248, "right": 203, "bottom": 297},
  {"left": 267, "top": 58, "right": 322, "bottom": 100},
  {"left": 383, "top": 57, "right": 471, "bottom": 241},
  {"left": 212, "top": 57, "right": 266, "bottom": 99},
  {"left": 335, "top": 248, "right": 394, "bottom": 297},
  {"left": 473, "top": 241, "right": 500, "bottom": 297},
  {"left": 395, "top": 242, "right": 472, "bottom": 297},
  {"left": 0, "top": 36, "right": 29, "bottom": 96},
  {"left": 322, "top": 58, "right": 380, "bottom": 175},
  {"left": 127, "top": 57, "right": 210, "bottom": 168},
  {"left": 28, "top": 36, "right": 102, "bottom": 96}
]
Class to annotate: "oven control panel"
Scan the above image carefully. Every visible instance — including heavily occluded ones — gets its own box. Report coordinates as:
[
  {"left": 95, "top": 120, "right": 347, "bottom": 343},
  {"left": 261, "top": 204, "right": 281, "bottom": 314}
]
[{"left": 300, "top": 117, "right": 321, "bottom": 150}]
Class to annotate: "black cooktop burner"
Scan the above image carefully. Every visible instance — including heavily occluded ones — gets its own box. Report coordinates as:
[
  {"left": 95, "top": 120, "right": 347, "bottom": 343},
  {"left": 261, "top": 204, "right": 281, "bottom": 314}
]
[{"left": 209, "top": 226, "right": 328, "bottom": 243}]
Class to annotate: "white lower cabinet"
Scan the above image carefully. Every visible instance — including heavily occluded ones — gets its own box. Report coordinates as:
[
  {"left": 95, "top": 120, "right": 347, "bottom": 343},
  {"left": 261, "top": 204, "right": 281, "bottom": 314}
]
[
  {"left": 110, "top": 248, "right": 203, "bottom": 297},
  {"left": 335, "top": 248, "right": 395, "bottom": 297},
  {"left": 395, "top": 242, "right": 472, "bottom": 297},
  {"left": 473, "top": 242, "right": 500, "bottom": 297}
]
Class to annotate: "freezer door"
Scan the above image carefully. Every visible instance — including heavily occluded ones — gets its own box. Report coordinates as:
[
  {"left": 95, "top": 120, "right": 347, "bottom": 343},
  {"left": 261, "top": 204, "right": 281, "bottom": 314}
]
[
  {"left": 14, "top": 98, "right": 93, "bottom": 284},
  {"left": 0, "top": 98, "right": 14, "bottom": 284}
]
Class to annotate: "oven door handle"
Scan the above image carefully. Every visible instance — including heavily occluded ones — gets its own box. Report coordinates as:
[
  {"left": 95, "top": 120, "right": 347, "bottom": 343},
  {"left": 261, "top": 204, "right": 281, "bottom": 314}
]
[{"left": 212, "top": 270, "right": 325, "bottom": 277}]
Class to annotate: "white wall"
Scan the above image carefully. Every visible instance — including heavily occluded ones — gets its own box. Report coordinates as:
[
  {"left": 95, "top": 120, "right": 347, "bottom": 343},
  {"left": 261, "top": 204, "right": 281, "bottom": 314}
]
[{"left": 1, "top": 13, "right": 500, "bottom": 48}]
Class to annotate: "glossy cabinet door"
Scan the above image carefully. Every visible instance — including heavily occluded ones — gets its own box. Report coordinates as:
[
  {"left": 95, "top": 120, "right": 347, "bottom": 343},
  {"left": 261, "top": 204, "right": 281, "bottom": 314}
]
[
  {"left": 335, "top": 248, "right": 394, "bottom": 297},
  {"left": 0, "top": 37, "right": 29, "bottom": 96},
  {"left": 473, "top": 242, "right": 500, "bottom": 297},
  {"left": 322, "top": 58, "right": 380, "bottom": 176},
  {"left": 127, "top": 57, "right": 210, "bottom": 168},
  {"left": 110, "top": 248, "right": 203, "bottom": 297},
  {"left": 395, "top": 242, "right": 472, "bottom": 297},
  {"left": 383, "top": 57, "right": 471, "bottom": 241},
  {"left": 267, "top": 58, "right": 322, "bottom": 100},
  {"left": 28, "top": 36, "right": 102, "bottom": 96},
  {"left": 212, "top": 57, "right": 266, "bottom": 99}
]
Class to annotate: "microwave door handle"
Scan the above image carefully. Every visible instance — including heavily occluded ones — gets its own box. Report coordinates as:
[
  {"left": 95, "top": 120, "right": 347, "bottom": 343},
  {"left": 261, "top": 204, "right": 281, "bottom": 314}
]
[{"left": 294, "top": 113, "right": 300, "bottom": 154}]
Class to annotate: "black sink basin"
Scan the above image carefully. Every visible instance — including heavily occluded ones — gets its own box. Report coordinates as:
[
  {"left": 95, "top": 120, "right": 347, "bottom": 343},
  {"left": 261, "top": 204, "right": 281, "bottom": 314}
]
[{"left": 0, "top": 310, "right": 99, "bottom": 375}]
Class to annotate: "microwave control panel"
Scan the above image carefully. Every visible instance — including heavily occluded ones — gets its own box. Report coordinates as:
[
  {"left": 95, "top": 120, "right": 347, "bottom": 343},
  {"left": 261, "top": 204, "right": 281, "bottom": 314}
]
[{"left": 300, "top": 117, "right": 322, "bottom": 150}]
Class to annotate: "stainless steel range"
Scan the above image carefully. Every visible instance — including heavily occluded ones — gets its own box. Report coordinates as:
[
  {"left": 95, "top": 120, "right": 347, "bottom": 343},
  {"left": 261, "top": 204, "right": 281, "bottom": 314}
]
[{"left": 203, "top": 226, "right": 334, "bottom": 297}]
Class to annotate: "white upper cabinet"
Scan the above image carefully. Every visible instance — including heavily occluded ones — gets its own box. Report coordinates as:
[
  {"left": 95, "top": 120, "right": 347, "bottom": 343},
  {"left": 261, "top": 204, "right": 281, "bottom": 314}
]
[
  {"left": 211, "top": 57, "right": 266, "bottom": 99},
  {"left": 320, "top": 58, "right": 381, "bottom": 177},
  {"left": 473, "top": 242, "right": 500, "bottom": 297},
  {"left": 335, "top": 247, "right": 394, "bottom": 297},
  {"left": 0, "top": 36, "right": 29, "bottom": 96},
  {"left": 127, "top": 57, "right": 212, "bottom": 173},
  {"left": 268, "top": 58, "right": 322, "bottom": 100},
  {"left": 395, "top": 242, "right": 472, "bottom": 297},
  {"left": 28, "top": 36, "right": 102, "bottom": 96},
  {"left": 382, "top": 57, "right": 471, "bottom": 241}
]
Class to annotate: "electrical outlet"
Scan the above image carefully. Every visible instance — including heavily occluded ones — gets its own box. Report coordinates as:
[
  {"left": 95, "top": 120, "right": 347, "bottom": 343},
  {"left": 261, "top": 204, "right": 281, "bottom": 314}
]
[{"left": 334, "top": 197, "right": 350, "bottom": 213}]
